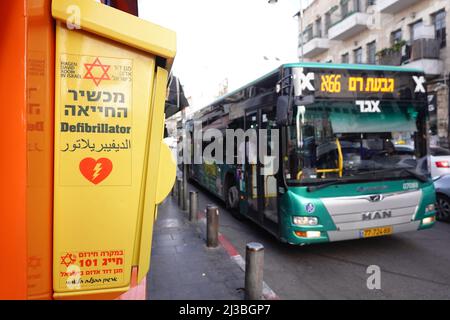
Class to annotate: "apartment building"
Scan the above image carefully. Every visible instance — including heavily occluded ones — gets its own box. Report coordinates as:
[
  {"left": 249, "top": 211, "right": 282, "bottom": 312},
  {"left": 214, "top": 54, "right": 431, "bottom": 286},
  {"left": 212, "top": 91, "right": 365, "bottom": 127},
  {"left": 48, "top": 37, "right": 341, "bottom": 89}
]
[{"left": 299, "top": 0, "right": 450, "bottom": 147}]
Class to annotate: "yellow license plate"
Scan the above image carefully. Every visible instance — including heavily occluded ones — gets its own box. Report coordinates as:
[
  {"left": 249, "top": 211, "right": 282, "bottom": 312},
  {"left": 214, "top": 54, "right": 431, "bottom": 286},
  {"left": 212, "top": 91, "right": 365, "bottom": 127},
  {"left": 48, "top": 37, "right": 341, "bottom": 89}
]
[{"left": 361, "top": 226, "right": 393, "bottom": 238}]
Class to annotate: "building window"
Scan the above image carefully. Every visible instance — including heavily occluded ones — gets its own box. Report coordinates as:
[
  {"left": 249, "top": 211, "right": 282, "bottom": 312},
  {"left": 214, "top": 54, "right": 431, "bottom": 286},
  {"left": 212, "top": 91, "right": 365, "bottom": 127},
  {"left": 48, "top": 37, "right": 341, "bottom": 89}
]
[
  {"left": 391, "top": 29, "right": 403, "bottom": 45},
  {"left": 325, "top": 12, "right": 331, "bottom": 36},
  {"left": 303, "top": 24, "right": 313, "bottom": 43},
  {"left": 410, "top": 20, "right": 423, "bottom": 41},
  {"left": 315, "top": 18, "right": 322, "bottom": 38},
  {"left": 341, "top": 0, "right": 349, "bottom": 18},
  {"left": 354, "top": 47, "right": 363, "bottom": 64},
  {"left": 434, "top": 10, "right": 447, "bottom": 48},
  {"left": 353, "top": 0, "right": 362, "bottom": 12},
  {"left": 341, "top": 53, "right": 349, "bottom": 63},
  {"left": 367, "top": 41, "right": 376, "bottom": 64},
  {"left": 367, "top": 0, "right": 376, "bottom": 6}
]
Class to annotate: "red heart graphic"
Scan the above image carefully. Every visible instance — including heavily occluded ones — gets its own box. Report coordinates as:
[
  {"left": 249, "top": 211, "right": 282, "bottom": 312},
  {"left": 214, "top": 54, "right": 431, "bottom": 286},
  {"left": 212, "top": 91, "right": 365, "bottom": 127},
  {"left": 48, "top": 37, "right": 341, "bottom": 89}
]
[{"left": 79, "top": 158, "right": 113, "bottom": 185}]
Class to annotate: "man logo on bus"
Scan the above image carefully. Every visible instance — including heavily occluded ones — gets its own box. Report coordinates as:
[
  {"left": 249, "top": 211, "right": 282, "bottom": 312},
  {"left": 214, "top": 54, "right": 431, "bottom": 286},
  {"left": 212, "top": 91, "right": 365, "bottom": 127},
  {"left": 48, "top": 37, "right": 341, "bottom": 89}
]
[
  {"left": 368, "top": 194, "right": 384, "bottom": 202},
  {"left": 305, "top": 203, "right": 315, "bottom": 214},
  {"left": 362, "top": 210, "right": 392, "bottom": 221}
]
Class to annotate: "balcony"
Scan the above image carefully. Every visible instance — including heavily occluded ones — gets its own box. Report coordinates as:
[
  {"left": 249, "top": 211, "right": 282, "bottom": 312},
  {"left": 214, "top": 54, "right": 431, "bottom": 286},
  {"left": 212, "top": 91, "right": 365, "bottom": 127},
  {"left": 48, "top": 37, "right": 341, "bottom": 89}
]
[
  {"left": 378, "top": 0, "right": 422, "bottom": 14},
  {"left": 401, "top": 38, "right": 443, "bottom": 76},
  {"left": 377, "top": 24, "right": 443, "bottom": 76},
  {"left": 378, "top": 51, "right": 403, "bottom": 66},
  {"left": 301, "top": 37, "right": 330, "bottom": 58},
  {"left": 328, "top": 12, "right": 370, "bottom": 41}
]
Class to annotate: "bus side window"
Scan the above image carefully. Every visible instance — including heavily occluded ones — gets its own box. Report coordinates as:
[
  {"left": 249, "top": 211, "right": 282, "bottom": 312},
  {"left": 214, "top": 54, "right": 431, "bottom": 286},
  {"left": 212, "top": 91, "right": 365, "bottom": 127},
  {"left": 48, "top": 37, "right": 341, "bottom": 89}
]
[{"left": 228, "top": 117, "right": 244, "bottom": 164}]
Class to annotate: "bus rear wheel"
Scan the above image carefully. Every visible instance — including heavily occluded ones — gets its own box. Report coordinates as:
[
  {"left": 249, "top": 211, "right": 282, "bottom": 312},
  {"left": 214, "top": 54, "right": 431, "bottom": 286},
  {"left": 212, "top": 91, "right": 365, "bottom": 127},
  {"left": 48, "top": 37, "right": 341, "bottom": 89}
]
[{"left": 227, "top": 185, "right": 239, "bottom": 209}]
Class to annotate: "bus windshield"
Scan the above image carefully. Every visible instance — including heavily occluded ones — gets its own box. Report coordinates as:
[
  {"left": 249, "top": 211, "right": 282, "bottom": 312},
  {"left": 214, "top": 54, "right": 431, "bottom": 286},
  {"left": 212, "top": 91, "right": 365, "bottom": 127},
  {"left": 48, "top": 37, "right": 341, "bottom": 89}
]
[{"left": 284, "top": 100, "right": 429, "bottom": 185}]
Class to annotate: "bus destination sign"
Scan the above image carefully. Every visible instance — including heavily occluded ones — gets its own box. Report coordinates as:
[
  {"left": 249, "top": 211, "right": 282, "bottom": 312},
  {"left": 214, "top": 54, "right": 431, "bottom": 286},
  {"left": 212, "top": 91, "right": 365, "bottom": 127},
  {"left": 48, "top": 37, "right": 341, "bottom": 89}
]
[
  {"left": 299, "top": 68, "right": 427, "bottom": 101},
  {"left": 319, "top": 74, "right": 395, "bottom": 94}
]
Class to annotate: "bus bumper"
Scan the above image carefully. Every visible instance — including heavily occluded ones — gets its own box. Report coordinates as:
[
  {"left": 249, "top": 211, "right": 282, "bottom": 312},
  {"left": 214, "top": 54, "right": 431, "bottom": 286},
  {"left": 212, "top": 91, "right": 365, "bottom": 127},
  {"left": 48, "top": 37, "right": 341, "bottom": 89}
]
[
  {"left": 326, "top": 220, "right": 421, "bottom": 242},
  {"left": 288, "top": 217, "right": 435, "bottom": 245}
]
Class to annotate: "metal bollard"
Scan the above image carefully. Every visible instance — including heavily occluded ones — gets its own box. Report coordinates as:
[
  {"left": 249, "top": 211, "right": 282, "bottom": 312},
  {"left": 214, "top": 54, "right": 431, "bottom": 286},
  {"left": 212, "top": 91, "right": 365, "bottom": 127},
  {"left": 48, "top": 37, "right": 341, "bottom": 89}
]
[
  {"left": 189, "top": 191, "right": 198, "bottom": 222},
  {"left": 177, "top": 179, "right": 182, "bottom": 207},
  {"left": 206, "top": 205, "right": 219, "bottom": 248},
  {"left": 174, "top": 179, "right": 178, "bottom": 199},
  {"left": 182, "top": 164, "right": 188, "bottom": 211},
  {"left": 245, "top": 242, "right": 264, "bottom": 300},
  {"left": 181, "top": 188, "right": 187, "bottom": 210}
]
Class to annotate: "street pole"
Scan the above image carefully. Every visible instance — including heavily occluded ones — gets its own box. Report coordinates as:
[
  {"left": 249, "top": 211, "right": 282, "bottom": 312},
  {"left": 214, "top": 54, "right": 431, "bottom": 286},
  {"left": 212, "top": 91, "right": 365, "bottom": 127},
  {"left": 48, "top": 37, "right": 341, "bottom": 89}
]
[
  {"left": 182, "top": 163, "right": 188, "bottom": 211},
  {"left": 177, "top": 77, "right": 188, "bottom": 211},
  {"left": 177, "top": 178, "right": 182, "bottom": 207},
  {"left": 300, "top": 0, "right": 304, "bottom": 62}
]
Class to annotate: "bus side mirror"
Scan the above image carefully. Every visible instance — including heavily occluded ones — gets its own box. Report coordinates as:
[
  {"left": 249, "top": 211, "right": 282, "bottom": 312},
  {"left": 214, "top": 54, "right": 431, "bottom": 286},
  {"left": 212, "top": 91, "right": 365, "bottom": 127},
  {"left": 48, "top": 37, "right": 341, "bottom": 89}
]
[
  {"left": 276, "top": 96, "right": 292, "bottom": 126},
  {"left": 295, "top": 95, "right": 315, "bottom": 106}
]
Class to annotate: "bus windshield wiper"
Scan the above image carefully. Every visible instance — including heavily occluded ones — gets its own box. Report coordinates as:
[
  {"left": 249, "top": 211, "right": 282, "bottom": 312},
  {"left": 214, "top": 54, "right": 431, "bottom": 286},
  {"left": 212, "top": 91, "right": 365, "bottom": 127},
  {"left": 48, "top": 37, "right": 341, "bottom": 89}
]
[
  {"left": 358, "top": 167, "right": 428, "bottom": 182},
  {"left": 306, "top": 177, "right": 368, "bottom": 192},
  {"left": 307, "top": 168, "right": 428, "bottom": 192}
]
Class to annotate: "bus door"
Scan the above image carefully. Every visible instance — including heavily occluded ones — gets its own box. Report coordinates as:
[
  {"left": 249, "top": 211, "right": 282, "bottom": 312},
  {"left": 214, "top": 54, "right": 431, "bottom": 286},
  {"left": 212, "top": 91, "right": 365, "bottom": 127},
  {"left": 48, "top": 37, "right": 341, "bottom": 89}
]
[
  {"left": 244, "top": 110, "right": 260, "bottom": 222},
  {"left": 245, "top": 108, "right": 279, "bottom": 230},
  {"left": 260, "top": 107, "right": 279, "bottom": 229}
]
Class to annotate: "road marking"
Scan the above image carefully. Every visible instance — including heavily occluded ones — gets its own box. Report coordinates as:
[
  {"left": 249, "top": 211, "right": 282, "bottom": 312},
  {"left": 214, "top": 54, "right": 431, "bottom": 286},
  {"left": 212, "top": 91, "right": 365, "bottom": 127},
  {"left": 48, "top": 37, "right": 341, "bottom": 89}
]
[
  {"left": 219, "top": 233, "right": 239, "bottom": 257},
  {"left": 117, "top": 267, "right": 146, "bottom": 300}
]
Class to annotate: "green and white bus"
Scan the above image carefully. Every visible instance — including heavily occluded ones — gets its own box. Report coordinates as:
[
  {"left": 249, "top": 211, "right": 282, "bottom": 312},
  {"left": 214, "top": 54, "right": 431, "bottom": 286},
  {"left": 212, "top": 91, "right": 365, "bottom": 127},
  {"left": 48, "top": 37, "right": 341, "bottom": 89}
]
[{"left": 186, "top": 63, "right": 436, "bottom": 245}]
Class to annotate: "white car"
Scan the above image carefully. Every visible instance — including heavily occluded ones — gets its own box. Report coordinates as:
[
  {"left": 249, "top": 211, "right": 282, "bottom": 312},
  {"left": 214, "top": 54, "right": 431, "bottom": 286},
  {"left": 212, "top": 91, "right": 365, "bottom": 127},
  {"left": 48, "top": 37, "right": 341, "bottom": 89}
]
[
  {"left": 395, "top": 145, "right": 450, "bottom": 179},
  {"left": 429, "top": 147, "right": 450, "bottom": 179}
]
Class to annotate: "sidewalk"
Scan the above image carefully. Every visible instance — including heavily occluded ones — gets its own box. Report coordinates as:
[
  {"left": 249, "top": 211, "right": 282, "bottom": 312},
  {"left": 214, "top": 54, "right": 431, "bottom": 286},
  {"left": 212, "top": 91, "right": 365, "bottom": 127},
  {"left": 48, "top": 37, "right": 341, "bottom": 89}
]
[{"left": 146, "top": 194, "right": 245, "bottom": 300}]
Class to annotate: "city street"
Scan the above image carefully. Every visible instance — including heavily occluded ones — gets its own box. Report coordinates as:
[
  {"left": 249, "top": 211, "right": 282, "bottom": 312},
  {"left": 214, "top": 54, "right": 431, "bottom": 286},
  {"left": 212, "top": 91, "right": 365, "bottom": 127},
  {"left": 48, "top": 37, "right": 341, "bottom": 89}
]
[
  {"left": 3, "top": 0, "right": 450, "bottom": 304},
  {"left": 189, "top": 182, "right": 450, "bottom": 299}
]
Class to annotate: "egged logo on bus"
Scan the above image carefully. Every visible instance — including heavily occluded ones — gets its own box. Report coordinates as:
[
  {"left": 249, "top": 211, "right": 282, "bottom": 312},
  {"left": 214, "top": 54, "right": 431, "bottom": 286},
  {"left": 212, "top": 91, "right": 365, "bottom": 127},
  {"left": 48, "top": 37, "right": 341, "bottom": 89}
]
[{"left": 356, "top": 100, "right": 381, "bottom": 113}]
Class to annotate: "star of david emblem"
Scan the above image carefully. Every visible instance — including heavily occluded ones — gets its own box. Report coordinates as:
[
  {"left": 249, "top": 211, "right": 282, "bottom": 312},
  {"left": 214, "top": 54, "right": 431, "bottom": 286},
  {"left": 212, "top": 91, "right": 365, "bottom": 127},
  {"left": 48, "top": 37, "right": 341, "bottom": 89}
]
[
  {"left": 83, "top": 57, "right": 111, "bottom": 86},
  {"left": 60, "top": 253, "right": 77, "bottom": 268}
]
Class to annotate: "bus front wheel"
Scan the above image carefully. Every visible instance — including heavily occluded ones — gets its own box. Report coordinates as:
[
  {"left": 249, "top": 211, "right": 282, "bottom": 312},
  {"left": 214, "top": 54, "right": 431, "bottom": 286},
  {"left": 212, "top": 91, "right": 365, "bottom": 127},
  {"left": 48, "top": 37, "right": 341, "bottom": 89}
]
[
  {"left": 436, "top": 194, "right": 450, "bottom": 221},
  {"left": 225, "top": 183, "right": 244, "bottom": 220}
]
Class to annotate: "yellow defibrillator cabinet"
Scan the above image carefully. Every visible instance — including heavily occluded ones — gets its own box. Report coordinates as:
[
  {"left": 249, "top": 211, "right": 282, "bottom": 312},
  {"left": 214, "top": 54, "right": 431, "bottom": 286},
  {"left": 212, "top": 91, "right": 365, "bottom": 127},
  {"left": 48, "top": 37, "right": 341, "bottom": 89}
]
[{"left": 52, "top": 0, "right": 176, "bottom": 299}]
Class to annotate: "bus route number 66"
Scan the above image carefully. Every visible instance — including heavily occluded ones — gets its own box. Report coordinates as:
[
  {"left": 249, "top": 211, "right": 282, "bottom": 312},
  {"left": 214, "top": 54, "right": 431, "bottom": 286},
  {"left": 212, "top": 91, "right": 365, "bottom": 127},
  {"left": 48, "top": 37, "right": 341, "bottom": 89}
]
[{"left": 321, "top": 74, "right": 342, "bottom": 93}]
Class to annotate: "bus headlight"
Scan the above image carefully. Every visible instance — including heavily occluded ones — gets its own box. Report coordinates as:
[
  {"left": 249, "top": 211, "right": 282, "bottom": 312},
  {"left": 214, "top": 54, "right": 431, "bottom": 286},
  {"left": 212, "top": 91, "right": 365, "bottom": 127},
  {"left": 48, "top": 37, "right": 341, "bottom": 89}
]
[
  {"left": 425, "top": 204, "right": 435, "bottom": 213},
  {"left": 293, "top": 216, "right": 318, "bottom": 226}
]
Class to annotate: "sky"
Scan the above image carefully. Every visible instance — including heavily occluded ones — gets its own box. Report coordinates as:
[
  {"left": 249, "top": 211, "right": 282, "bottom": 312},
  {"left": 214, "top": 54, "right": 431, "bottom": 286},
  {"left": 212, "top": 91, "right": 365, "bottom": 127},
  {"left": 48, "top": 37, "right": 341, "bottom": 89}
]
[{"left": 138, "top": 0, "right": 304, "bottom": 110}]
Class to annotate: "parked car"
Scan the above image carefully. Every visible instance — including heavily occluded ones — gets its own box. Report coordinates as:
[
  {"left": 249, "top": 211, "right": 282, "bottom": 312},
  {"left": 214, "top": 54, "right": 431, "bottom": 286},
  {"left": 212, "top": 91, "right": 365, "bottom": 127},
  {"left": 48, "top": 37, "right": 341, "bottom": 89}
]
[
  {"left": 395, "top": 145, "right": 450, "bottom": 179},
  {"left": 433, "top": 175, "right": 450, "bottom": 221},
  {"left": 393, "top": 145, "right": 450, "bottom": 221},
  {"left": 429, "top": 147, "right": 450, "bottom": 178}
]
